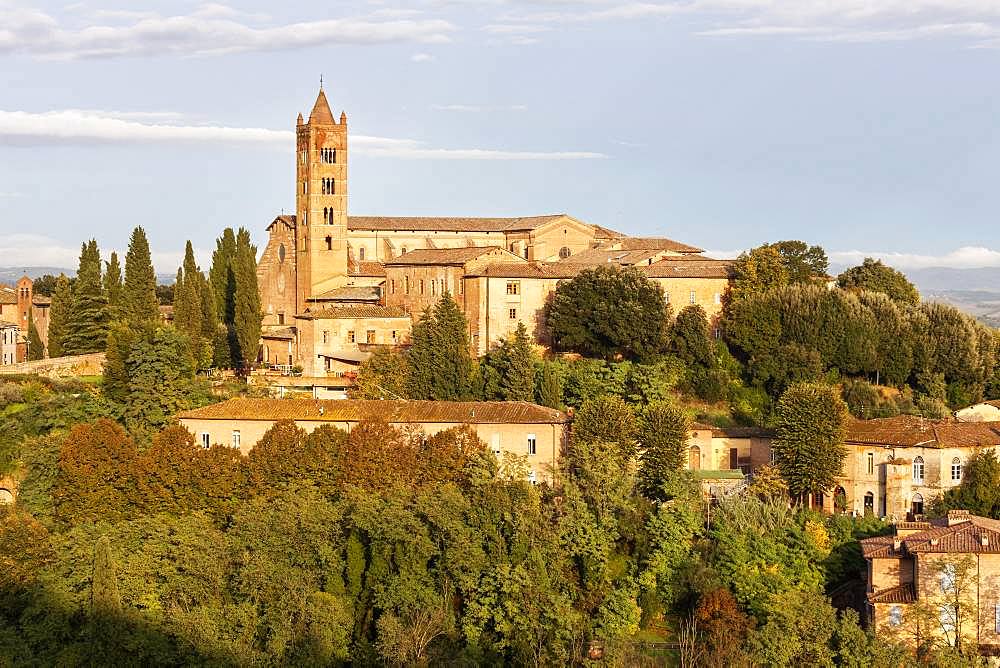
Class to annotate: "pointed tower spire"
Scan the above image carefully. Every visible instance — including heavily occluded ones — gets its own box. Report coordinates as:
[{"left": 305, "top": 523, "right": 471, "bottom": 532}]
[
  {"left": 296, "top": 112, "right": 303, "bottom": 126},
  {"left": 309, "top": 88, "right": 335, "bottom": 125},
  {"left": 340, "top": 110, "right": 347, "bottom": 125}
]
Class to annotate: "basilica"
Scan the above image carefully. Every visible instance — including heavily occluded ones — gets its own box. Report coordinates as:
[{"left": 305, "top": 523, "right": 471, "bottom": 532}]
[{"left": 256, "top": 89, "right": 733, "bottom": 382}]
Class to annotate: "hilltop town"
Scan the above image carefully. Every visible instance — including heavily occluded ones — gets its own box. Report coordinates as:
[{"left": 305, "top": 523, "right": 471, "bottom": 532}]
[{"left": 2, "top": 90, "right": 1000, "bottom": 666}]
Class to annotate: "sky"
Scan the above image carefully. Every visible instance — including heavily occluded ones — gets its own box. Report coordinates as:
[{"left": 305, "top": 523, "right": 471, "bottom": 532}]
[{"left": 2, "top": 0, "right": 1000, "bottom": 274}]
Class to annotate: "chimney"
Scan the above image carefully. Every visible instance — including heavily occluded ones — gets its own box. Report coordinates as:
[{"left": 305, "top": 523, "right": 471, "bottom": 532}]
[
  {"left": 947, "top": 509, "right": 971, "bottom": 526},
  {"left": 930, "top": 538, "right": 939, "bottom": 546},
  {"left": 893, "top": 539, "right": 902, "bottom": 551}
]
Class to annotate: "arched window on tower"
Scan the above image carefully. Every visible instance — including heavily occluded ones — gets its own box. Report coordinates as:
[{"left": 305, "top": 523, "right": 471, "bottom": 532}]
[
  {"left": 559, "top": 246, "right": 571, "bottom": 259},
  {"left": 325, "top": 236, "right": 332, "bottom": 251}
]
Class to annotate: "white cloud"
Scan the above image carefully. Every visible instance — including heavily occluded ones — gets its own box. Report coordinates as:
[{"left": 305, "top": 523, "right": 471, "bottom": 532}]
[
  {"left": 0, "top": 233, "right": 213, "bottom": 273},
  {"left": 0, "top": 3, "right": 456, "bottom": 60},
  {"left": 410, "top": 52, "right": 435, "bottom": 61},
  {"left": 500, "top": 0, "right": 1000, "bottom": 46},
  {"left": 0, "top": 108, "right": 605, "bottom": 159},
  {"left": 830, "top": 247, "right": 1000, "bottom": 270}
]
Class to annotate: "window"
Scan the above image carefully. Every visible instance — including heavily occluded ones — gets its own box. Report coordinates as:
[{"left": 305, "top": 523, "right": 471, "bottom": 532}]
[
  {"left": 913, "top": 456, "right": 925, "bottom": 483},
  {"left": 864, "top": 492, "right": 875, "bottom": 514},
  {"left": 391, "top": 330, "right": 397, "bottom": 343},
  {"left": 431, "top": 279, "right": 436, "bottom": 296},
  {"left": 664, "top": 291, "right": 671, "bottom": 304},
  {"left": 509, "top": 308, "right": 517, "bottom": 320},
  {"left": 303, "top": 181, "right": 307, "bottom": 194},
  {"left": 301, "top": 151, "right": 306, "bottom": 165},
  {"left": 490, "top": 433, "right": 501, "bottom": 456},
  {"left": 277, "top": 313, "right": 285, "bottom": 325},
  {"left": 559, "top": 246, "right": 571, "bottom": 259},
  {"left": 458, "top": 279, "right": 463, "bottom": 295},
  {"left": 401, "top": 246, "right": 408, "bottom": 254},
  {"left": 321, "top": 147, "right": 337, "bottom": 164},
  {"left": 278, "top": 243, "right": 286, "bottom": 263},
  {"left": 952, "top": 457, "right": 962, "bottom": 481},
  {"left": 689, "top": 290, "right": 696, "bottom": 304},
  {"left": 359, "top": 247, "right": 365, "bottom": 261},
  {"left": 713, "top": 292, "right": 721, "bottom": 305},
  {"left": 528, "top": 470, "right": 537, "bottom": 485},
  {"left": 325, "top": 236, "right": 332, "bottom": 251},
  {"left": 527, "top": 434, "right": 536, "bottom": 456},
  {"left": 889, "top": 606, "right": 903, "bottom": 627},
  {"left": 506, "top": 281, "right": 520, "bottom": 295},
  {"left": 941, "top": 562, "right": 957, "bottom": 593},
  {"left": 322, "top": 330, "right": 329, "bottom": 344},
  {"left": 867, "top": 452, "right": 874, "bottom": 475},
  {"left": 912, "top": 493, "right": 924, "bottom": 517},
  {"left": 232, "top": 430, "right": 241, "bottom": 449},
  {"left": 347, "top": 330, "right": 355, "bottom": 343},
  {"left": 366, "top": 330, "right": 376, "bottom": 344},
  {"left": 420, "top": 280, "right": 425, "bottom": 295},
  {"left": 404, "top": 277, "right": 410, "bottom": 295},
  {"left": 390, "top": 279, "right": 396, "bottom": 295},
  {"left": 200, "top": 433, "right": 210, "bottom": 449}
]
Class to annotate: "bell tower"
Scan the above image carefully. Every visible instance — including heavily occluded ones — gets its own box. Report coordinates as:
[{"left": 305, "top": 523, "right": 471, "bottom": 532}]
[{"left": 295, "top": 85, "right": 349, "bottom": 312}]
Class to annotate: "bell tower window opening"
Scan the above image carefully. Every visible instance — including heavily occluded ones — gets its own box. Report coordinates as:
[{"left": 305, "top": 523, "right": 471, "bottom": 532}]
[{"left": 325, "top": 236, "right": 332, "bottom": 251}]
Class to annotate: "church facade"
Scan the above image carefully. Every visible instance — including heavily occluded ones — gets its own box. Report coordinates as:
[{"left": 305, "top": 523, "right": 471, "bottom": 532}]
[{"left": 257, "top": 89, "right": 733, "bottom": 377}]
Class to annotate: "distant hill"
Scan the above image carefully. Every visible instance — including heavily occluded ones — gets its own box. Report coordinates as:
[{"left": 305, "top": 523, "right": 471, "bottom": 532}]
[{"left": 0, "top": 267, "right": 176, "bottom": 285}]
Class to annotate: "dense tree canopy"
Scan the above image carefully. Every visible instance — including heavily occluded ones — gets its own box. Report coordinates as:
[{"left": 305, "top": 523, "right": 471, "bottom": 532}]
[
  {"left": 546, "top": 266, "right": 670, "bottom": 361},
  {"left": 123, "top": 226, "right": 161, "bottom": 328},
  {"left": 772, "top": 383, "right": 849, "bottom": 500},
  {"left": 837, "top": 258, "right": 920, "bottom": 305}
]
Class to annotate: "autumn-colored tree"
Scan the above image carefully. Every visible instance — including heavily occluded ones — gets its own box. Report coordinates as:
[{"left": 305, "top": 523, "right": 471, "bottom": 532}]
[
  {"left": 53, "top": 419, "right": 138, "bottom": 523},
  {"left": 694, "top": 588, "right": 754, "bottom": 668},
  {"left": 339, "top": 419, "right": 419, "bottom": 492},
  {"left": 416, "top": 424, "right": 486, "bottom": 486},
  {"left": 247, "top": 421, "right": 345, "bottom": 498}
]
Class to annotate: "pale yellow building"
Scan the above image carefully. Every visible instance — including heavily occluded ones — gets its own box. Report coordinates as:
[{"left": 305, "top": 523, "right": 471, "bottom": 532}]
[
  {"left": 294, "top": 305, "right": 411, "bottom": 377},
  {"left": 956, "top": 400, "right": 1000, "bottom": 423},
  {"left": 862, "top": 510, "right": 1000, "bottom": 654},
  {"left": 0, "top": 321, "right": 19, "bottom": 366},
  {"left": 177, "top": 397, "right": 568, "bottom": 483}
]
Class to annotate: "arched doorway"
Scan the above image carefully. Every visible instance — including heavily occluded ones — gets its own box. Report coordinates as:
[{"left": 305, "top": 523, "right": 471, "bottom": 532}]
[
  {"left": 911, "top": 493, "right": 924, "bottom": 518},
  {"left": 688, "top": 446, "right": 701, "bottom": 471},
  {"left": 834, "top": 486, "right": 847, "bottom": 514}
]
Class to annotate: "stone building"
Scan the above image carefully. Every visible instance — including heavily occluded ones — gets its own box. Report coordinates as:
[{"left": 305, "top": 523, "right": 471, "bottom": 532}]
[
  {"left": 955, "top": 400, "right": 1000, "bottom": 423},
  {"left": 861, "top": 510, "right": 1000, "bottom": 653},
  {"left": 0, "top": 321, "right": 19, "bottom": 366},
  {"left": 256, "top": 88, "right": 733, "bottom": 366},
  {"left": 0, "top": 276, "right": 51, "bottom": 361},
  {"left": 177, "top": 397, "right": 568, "bottom": 483},
  {"left": 817, "top": 416, "right": 1000, "bottom": 518}
]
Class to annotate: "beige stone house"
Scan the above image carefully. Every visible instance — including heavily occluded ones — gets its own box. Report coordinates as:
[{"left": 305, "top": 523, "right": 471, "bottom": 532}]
[
  {"left": 822, "top": 416, "right": 1000, "bottom": 518},
  {"left": 1, "top": 321, "right": 20, "bottom": 366},
  {"left": 861, "top": 510, "right": 1000, "bottom": 653},
  {"left": 178, "top": 397, "right": 568, "bottom": 483},
  {"left": 0, "top": 276, "right": 51, "bottom": 361},
  {"left": 956, "top": 401, "right": 1000, "bottom": 423},
  {"left": 255, "top": 88, "right": 733, "bottom": 367},
  {"left": 294, "top": 305, "right": 411, "bottom": 377}
]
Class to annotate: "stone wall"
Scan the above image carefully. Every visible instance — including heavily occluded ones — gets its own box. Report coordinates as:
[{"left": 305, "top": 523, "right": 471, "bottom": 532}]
[{"left": 0, "top": 352, "right": 105, "bottom": 378}]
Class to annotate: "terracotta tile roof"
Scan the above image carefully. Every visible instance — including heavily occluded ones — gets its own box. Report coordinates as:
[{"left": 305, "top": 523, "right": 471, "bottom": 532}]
[
  {"left": 266, "top": 215, "right": 296, "bottom": 232},
  {"left": 385, "top": 246, "right": 520, "bottom": 266},
  {"left": 297, "top": 305, "right": 408, "bottom": 320},
  {"left": 346, "top": 214, "right": 570, "bottom": 233},
  {"left": 861, "top": 513, "right": 1000, "bottom": 558},
  {"left": 0, "top": 320, "right": 19, "bottom": 328},
  {"left": 261, "top": 327, "right": 295, "bottom": 340},
  {"left": 617, "top": 237, "right": 704, "bottom": 253},
  {"left": 178, "top": 397, "right": 568, "bottom": 424},
  {"left": 308, "top": 89, "right": 336, "bottom": 125},
  {"left": 32, "top": 296, "right": 51, "bottom": 305},
  {"left": 643, "top": 259, "right": 734, "bottom": 279},
  {"left": 846, "top": 416, "right": 1000, "bottom": 449},
  {"left": 559, "top": 248, "right": 668, "bottom": 266},
  {"left": 465, "top": 262, "right": 587, "bottom": 279},
  {"left": 868, "top": 583, "right": 916, "bottom": 604},
  {"left": 309, "top": 286, "right": 381, "bottom": 302},
  {"left": 0, "top": 286, "right": 16, "bottom": 305},
  {"left": 349, "top": 261, "right": 386, "bottom": 277}
]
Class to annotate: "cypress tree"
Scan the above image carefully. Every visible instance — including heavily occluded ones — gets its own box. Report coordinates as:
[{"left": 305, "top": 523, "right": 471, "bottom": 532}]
[
  {"left": 103, "top": 251, "right": 123, "bottom": 322},
  {"left": 232, "top": 228, "right": 261, "bottom": 367},
  {"left": 536, "top": 362, "right": 562, "bottom": 409},
  {"left": 26, "top": 309, "right": 45, "bottom": 360},
  {"left": 429, "top": 292, "right": 474, "bottom": 400},
  {"left": 406, "top": 308, "right": 436, "bottom": 399},
  {"left": 501, "top": 321, "right": 536, "bottom": 401},
  {"left": 210, "top": 228, "right": 237, "bottom": 321},
  {"left": 175, "top": 241, "right": 203, "bottom": 344},
  {"left": 198, "top": 271, "right": 218, "bottom": 341},
  {"left": 91, "top": 535, "right": 121, "bottom": 617},
  {"left": 47, "top": 274, "right": 72, "bottom": 358},
  {"left": 123, "top": 226, "right": 160, "bottom": 327},
  {"left": 103, "top": 321, "right": 137, "bottom": 403},
  {"left": 64, "top": 240, "right": 108, "bottom": 355}
]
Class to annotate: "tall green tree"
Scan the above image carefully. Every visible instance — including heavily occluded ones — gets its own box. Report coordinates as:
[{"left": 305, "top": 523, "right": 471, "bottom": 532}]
[
  {"left": 123, "top": 226, "right": 160, "bottom": 327},
  {"left": 124, "top": 327, "right": 197, "bottom": 432},
  {"left": 536, "top": 362, "right": 562, "bottom": 409},
  {"left": 838, "top": 258, "right": 919, "bottom": 305},
  {"left": 232, "top": 228, "right": 261, "bottom": 367},
  {"left": 763, "top": 240, "right": 829, "bottom": 283},
  {"left": 727, "top": 245, "right": 789, "bottom": 305},
  {"left": 670, "top": 305, "right": 713, "bottom": 368},
  {"left": 209, "top": 228, "right": 237, "bottom": 323},
  {"left": 572, "top": 395, "right": 638, "bottom": 460},
  {"left": 63, "top": 240, "right": 108, "bottom": 355},
  {"left": 26, "top": 309, "right": 44, "bottom": 360},
  {"left": 480, "top": 322, "right": 537, "bottom": 401},
  {"left": 637, "top": 402, "right": 691, "bottom": 500},
  {"left": 546, "top": 265, "right": 670, "bottom": 361},
  {"left": 103, "top": 251, "right": 123, "bottom": 322},
  {"left": 103, "top": 321, "right": 137, "bottom": 403},
  {"left": 772, "top": 382, "right": 849, "bottom": 501},
  {"left": 406, "top": 294, "right": 474, "bottom": 400},
  {"left": 90, "top": 535, "right": 121, "bottom": 617},
  {"left": 46, "top": 274, "right": 72, "bottom": 358}
]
